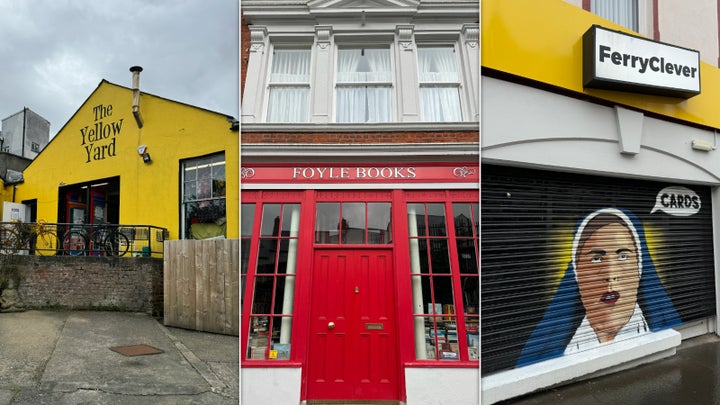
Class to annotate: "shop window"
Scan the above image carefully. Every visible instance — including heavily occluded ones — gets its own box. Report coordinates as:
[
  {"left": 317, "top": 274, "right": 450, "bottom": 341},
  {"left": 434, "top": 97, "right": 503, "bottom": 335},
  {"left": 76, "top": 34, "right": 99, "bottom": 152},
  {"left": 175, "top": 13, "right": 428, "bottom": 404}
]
[
  {"left": 336, "top": 48, "right": 392, "bottom": 123},
  {"left": 408, "top": 201, "right": 478, "bottom": 362},
  {"left": 315, "top": 202, "right": 392, "bottom": 244},
  {"left": 266, "top": 48, "right": 311, "bottom": 122},
  {"left": 417, "top": 46, "right": 462, "bottom": 122},
  {"left": 182, "top": 153, "right": 226, "bottom": 239},
  {"left": 246, "top": 203, "right": 300, "bottom": 361}
]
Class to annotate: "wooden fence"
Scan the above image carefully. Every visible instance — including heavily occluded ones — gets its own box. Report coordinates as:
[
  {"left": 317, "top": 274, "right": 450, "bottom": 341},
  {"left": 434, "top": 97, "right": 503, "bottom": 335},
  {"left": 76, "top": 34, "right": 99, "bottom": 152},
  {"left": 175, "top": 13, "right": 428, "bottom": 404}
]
[{"left": 163, "top": 239, "right": 239, "bottom": 335}]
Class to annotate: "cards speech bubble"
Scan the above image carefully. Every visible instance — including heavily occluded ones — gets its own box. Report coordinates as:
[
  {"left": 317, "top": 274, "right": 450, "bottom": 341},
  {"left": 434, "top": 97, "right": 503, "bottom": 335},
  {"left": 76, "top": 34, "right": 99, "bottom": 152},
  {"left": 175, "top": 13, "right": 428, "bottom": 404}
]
[{"left": 650, "top": 186, "right": 700, "bottom": 216}]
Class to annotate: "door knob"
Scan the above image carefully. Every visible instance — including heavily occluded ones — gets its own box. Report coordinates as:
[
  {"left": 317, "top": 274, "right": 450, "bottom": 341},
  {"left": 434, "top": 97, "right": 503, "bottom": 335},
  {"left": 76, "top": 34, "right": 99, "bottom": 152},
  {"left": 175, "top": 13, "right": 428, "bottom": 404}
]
[{"left": 328, "top": 322, "right": 335, "bottom": 330}]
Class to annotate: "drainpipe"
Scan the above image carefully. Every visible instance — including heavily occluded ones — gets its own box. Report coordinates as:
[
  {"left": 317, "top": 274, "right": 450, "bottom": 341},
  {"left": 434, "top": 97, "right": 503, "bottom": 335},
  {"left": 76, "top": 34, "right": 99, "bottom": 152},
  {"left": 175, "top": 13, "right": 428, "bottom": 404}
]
[
  {"left": 21, "top": 107, "right": 26, "bottom": 158},
  {"left": 130, "top": 66, "right": 144, "bottom": 128}
]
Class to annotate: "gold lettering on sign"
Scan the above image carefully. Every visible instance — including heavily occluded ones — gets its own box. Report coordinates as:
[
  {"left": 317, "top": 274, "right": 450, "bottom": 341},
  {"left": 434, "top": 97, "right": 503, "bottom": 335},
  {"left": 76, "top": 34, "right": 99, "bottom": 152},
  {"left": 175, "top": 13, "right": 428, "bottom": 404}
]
[{"left": 291, "top": 166, "right": 417, "bottom": 180}]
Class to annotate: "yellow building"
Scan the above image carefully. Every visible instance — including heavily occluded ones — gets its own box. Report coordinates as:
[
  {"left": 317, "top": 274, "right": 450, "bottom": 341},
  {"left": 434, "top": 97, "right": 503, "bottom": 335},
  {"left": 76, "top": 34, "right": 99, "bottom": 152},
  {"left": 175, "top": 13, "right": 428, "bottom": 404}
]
[{"left": 10, "top": 69, "right": 238, "bottom": 251}]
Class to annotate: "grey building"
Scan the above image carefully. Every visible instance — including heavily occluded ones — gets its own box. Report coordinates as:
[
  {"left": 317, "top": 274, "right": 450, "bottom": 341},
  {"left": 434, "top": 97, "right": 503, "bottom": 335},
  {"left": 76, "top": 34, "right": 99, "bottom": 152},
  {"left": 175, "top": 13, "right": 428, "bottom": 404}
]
[{"left": 0, "top": 108, "right": 50, "bottom": 160}]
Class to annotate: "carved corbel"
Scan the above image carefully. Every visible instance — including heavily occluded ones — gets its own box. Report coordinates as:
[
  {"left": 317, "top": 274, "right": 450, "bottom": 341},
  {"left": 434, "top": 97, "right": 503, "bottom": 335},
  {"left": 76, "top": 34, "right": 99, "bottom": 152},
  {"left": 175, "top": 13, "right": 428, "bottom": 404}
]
[
  {"left": 249, "top": 26, "right": 268, "bottom": 53},
  {"left": 315, "top": 25, "right": 333, "bottom": 49},
  {"left": 396, "top": 25, "right": 415, "bottom": 50}
]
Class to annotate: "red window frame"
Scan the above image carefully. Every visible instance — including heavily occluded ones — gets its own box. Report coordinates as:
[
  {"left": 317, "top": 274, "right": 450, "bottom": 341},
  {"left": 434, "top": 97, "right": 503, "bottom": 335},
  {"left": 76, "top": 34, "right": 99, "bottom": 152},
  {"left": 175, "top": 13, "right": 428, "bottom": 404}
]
[
  {"left": 400, "top": 190, "right": 479, "bottom": 366},
  {"left": 241, "top": 190, "right": 307, "bottom": 367},
  {"left": 241, "top": 188, "right": 479, "bottom": 369}
]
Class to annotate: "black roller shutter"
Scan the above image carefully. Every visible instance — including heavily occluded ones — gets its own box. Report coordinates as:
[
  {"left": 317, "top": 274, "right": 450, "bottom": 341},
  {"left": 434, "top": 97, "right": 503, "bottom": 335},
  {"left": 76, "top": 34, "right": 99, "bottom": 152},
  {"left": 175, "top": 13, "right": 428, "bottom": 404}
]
[{"left": 481, "top": 164, "right": 715, "bottom": 375}]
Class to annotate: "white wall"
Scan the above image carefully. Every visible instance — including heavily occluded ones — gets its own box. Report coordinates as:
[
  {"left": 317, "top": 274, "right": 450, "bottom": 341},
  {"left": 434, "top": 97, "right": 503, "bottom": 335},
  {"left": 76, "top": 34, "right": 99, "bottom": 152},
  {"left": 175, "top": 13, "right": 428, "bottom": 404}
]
[
  {"left": 405, "top": 368, "right": 479, "bottom": 405},
  {"left": 241, "top": 367, "right": 302, "bottom": 405},
  {"left": 659, "top": 0, "right": 719, "bottom": 67},
  {"left": 481, "top": 76, "right": 720, "bottom": 185}
]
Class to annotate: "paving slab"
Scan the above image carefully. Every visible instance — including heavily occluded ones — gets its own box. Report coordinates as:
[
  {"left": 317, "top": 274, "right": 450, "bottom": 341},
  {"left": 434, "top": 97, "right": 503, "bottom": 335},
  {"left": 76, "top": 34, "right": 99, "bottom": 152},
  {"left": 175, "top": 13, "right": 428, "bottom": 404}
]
[
  {"left": 501, "top": 334, "right": 720, "bottom": 405},
  {"left": 0, "top": 310, "right": 238, "bottom": 404}
]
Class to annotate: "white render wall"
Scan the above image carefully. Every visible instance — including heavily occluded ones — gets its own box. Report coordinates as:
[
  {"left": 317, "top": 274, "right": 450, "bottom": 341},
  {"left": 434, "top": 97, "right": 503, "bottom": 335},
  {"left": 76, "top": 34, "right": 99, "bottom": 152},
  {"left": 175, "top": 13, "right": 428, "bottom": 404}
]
[
  {"left": 241, "top": 367, "right": 302, "bottom": 405},
  {"left": 405, "top": 368, "right": 479, "bottom": 405},
  {"left": 658, "top": 0, "right": 719, "bottom": 67},
  {"left": 481, "top": 76, "right": 720, "bottom": 185}
]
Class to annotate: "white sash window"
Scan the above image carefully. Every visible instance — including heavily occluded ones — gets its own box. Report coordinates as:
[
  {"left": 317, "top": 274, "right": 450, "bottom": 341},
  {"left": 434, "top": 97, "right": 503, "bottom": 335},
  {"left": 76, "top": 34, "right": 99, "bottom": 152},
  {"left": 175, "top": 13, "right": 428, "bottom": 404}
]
[
  {"left": 417, "top": 47, "right": 462, "bottom": 122},
  {"left": 266, "top": 49, "right": 311, "bottom": 123},
  {"left": 336, "top": 48, "right": 392, "bottom": 123}
]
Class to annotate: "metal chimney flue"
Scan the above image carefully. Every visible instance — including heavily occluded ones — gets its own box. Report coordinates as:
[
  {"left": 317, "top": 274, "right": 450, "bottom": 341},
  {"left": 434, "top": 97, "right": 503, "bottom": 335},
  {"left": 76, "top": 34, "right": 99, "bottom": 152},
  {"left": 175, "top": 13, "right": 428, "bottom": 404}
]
[{"left": 129, "top": 66, "right": 144, "bottom": 128}]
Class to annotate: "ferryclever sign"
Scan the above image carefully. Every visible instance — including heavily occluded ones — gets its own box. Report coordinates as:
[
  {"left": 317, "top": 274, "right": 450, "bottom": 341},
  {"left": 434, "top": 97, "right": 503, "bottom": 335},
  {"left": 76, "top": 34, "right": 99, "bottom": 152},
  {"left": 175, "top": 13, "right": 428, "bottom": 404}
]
[{"left": 583, "top": 25, "right": 700, "bottom": 98}]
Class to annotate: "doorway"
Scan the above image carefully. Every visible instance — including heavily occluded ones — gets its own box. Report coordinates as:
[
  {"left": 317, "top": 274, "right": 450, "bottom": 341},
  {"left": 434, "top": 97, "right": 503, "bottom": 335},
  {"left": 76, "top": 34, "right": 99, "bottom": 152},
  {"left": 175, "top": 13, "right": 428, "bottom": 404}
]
[
  {"left": 306, "top": 249, "right": 400, "bottom": 402},
  {"left": 57, "top": 177, "right": 120, "bottom": 225}
]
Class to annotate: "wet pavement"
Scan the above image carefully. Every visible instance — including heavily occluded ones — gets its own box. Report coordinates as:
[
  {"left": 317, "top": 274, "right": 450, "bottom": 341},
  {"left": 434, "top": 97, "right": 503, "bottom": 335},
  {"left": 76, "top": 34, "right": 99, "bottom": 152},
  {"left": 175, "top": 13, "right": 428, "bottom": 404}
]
[
  {"left": 0, "top": 310, "right": 238, "bottom": 404},
  {"left": 499, "top": 334, "right": 720, "bottom": 405}
]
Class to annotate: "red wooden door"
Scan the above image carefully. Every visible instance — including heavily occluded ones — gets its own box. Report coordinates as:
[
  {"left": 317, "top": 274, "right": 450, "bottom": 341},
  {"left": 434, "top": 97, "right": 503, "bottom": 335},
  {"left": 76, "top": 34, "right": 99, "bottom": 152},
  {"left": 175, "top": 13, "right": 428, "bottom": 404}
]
[{"left": 306, "top": 249, "right": 400, "bottom": 401}]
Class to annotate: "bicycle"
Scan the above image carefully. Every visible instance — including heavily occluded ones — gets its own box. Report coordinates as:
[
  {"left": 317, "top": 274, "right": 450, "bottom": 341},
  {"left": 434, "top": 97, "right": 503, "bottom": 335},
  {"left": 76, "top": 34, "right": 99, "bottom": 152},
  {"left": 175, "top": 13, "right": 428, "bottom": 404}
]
[
  {"left": 62, "top": 226, "right": 88, "bottom": 256},
  {"left": 62, "top": 225, "right": 130, "bottom": 257},
  {"left": 0, "top": 220, "right": 60, "bottom": 256}
]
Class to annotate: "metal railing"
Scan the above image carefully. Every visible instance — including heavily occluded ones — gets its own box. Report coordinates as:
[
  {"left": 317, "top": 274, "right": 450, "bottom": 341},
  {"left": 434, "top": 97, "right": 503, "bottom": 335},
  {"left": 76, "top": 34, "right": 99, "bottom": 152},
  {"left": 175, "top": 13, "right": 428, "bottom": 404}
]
[{"left": 0, "top": 222, "right": 169, "bottom": 258}]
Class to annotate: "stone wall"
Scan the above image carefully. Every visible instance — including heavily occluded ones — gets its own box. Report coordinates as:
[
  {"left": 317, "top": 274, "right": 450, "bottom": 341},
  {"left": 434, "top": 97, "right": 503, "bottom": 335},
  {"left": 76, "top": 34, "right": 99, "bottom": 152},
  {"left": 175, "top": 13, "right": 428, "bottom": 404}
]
[{"left": 0, "top": 255, "right": 163, "bottom": 316}]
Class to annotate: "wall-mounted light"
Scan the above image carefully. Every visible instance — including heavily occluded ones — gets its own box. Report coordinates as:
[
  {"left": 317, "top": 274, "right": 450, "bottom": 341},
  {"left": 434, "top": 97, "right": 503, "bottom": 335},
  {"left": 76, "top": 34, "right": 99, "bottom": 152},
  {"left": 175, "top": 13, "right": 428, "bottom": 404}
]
[
  {"left": 138, "top": 145, "right": 152, "bottom": 164},
  {"left": 691, "top": 130, "right": 718, "bottom": 152},
  {"left": 692, "top": 139, "right": 714, "bottom": 151}
]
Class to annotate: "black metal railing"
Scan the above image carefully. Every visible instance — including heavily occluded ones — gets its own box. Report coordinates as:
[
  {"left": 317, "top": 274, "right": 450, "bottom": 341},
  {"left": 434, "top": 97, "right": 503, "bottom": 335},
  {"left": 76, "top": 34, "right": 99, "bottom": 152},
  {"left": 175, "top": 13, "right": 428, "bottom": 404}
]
[{"left": 0, "top": 222, "right": 168, "bottom": 258}]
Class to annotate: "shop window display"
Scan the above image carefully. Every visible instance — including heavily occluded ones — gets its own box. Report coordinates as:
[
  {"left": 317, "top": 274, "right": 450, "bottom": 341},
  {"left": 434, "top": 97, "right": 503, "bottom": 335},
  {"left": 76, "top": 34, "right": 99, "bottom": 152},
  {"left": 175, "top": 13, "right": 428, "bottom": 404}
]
[
  {"left": 408, "top": 201, "right": 479, "bottom": 362},
  {"left": 182, "top": 153, "right": 226, "bottom": 239},
  {"left": 246, "top": 203, "right": 300, "bottom": 360}
]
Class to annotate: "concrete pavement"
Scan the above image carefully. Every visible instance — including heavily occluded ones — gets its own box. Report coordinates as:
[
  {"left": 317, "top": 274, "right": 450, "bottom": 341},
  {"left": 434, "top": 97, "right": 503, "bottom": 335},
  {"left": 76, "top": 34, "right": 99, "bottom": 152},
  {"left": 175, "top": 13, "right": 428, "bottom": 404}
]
[
  {"left": 500, "top": 334, "right": 720, "bottom": 405},
  {"left": 0, "top": 310, "right": 238, "bottom": 404}
]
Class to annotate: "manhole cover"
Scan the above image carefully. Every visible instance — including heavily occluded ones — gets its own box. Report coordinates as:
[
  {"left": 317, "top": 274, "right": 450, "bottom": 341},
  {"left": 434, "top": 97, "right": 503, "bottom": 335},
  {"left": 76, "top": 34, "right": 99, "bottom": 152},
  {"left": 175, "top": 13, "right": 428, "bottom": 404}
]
[{"left": 110, "top": 344, "right": 164, "bottom": 357}]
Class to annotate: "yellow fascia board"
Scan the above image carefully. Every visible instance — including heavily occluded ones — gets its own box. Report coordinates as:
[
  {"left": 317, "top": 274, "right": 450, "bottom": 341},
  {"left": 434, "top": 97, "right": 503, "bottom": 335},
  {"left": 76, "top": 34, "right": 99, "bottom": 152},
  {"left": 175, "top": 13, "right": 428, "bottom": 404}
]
[{"left": 482, "top": 0, "right": 720, "bottom": 129}]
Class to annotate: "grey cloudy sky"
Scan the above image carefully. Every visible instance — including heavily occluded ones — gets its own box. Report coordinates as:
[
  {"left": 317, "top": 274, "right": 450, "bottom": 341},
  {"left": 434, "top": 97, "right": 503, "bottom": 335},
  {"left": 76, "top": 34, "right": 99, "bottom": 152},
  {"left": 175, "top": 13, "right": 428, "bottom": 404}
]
[{"left": 0, "top": 0, "right": 239, "bottom": 138}]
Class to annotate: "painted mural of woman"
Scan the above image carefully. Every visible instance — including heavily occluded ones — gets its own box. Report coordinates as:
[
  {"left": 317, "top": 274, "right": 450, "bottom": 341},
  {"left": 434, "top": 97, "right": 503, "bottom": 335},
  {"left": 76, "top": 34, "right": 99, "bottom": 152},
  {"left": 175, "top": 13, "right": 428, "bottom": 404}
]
[{"left": 516, "top": 208, "right": 682, "bottom": 367}]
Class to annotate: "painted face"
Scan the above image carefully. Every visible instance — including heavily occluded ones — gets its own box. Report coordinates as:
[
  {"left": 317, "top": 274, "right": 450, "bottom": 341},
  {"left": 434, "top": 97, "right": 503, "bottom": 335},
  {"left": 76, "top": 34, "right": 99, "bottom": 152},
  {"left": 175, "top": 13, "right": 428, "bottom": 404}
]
[{"left": 575, "top": 222, "right": 640, "bottom": 343}]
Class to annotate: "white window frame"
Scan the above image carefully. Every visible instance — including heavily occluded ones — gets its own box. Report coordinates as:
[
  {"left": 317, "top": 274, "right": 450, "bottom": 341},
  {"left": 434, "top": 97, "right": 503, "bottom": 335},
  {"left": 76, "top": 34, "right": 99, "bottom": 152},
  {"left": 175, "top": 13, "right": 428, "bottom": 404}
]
[
  {"left": 248, "top": 30, "right": 477, "bottom": 126},
  {"left": 416, "top": 43, "right": 464, "bottom": 123},
  {"left": 263, "top": 45, "right": 313, "bottom": 123},
  {"left": 333, "top": 45, "right": 396, "bottom": 123}
]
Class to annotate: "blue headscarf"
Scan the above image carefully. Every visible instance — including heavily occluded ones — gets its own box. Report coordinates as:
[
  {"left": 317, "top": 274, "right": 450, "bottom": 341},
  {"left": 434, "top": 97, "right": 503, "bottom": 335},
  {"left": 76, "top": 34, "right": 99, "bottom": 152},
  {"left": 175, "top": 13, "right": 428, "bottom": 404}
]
[{"left": 515, "top": 208, "right": 682, "bottom": 368}]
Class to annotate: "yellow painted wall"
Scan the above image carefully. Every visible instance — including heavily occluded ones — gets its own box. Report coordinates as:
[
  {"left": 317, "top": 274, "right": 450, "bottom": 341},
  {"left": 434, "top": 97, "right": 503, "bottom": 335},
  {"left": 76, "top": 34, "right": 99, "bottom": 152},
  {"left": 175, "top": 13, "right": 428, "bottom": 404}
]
[
  {"left": 482, "top": 0, "right": 720, "bottom": 130},
  {"left": 14, "top": 80, "right": 239, "bottom": 240}
]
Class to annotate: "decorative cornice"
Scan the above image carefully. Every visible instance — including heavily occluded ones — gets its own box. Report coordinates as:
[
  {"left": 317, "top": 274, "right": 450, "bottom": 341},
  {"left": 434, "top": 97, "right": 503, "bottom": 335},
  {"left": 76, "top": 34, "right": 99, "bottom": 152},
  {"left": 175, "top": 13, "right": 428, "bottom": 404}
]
[
  {"left": 396, "top": 24, "right": 414, "bottom": 50},
  {"left": 239, "top": 142, "right": 479, "bottom": 159}
]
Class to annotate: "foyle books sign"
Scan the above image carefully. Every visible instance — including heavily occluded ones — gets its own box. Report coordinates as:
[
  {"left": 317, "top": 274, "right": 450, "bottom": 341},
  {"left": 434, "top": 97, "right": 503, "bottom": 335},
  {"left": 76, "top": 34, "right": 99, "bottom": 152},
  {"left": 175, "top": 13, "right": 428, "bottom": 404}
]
[
  {"left": 583, "top": 25, "right": 700, "bottom": 98},
  {"left": 240, "top": 163, "right": 478, "bottom": 184}
]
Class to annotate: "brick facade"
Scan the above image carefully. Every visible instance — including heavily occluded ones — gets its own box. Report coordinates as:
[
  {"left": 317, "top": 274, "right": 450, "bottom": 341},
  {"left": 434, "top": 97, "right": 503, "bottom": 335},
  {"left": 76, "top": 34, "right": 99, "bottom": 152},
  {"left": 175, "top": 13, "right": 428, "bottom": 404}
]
[
  {"left": 1, "top": 256, "right": 163, "bottom": 316},
  {"left": 240, "top": 14, "right": 250, "bottom": 100}
]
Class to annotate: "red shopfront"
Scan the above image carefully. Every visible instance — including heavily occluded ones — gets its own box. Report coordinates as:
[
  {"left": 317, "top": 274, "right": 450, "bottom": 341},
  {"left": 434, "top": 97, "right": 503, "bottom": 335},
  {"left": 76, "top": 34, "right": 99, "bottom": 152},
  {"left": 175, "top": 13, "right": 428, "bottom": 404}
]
[{"left": 241, "top": 162, "right": 479, "bottom": 403}]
